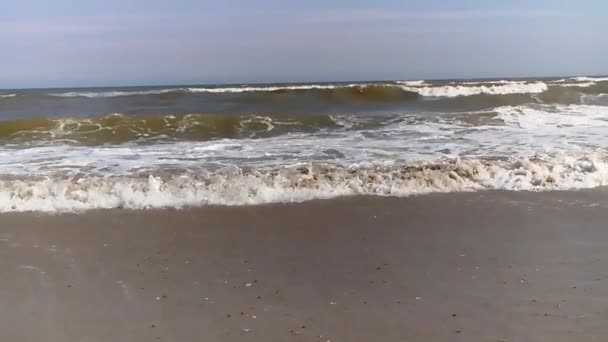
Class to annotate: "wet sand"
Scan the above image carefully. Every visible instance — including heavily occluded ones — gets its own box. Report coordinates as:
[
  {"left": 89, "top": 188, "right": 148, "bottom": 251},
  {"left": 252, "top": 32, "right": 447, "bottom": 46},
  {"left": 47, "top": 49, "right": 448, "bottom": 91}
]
[{"left": 1, "top": 190, "right": 608, "bottom": 341}]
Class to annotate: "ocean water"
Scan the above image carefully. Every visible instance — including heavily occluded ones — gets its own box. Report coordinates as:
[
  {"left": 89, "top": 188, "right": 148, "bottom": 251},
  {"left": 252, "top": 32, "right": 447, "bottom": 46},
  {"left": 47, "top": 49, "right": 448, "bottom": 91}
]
[{"left": 1, "top": 76, "right": 608, "bottom": 212}]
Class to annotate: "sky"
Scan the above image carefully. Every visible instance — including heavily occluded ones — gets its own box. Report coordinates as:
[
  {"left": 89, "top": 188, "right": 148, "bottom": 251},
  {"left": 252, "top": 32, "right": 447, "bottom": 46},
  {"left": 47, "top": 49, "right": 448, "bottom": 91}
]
[{"left": 1, "top": 0, "right": 607, "bottom": 88}]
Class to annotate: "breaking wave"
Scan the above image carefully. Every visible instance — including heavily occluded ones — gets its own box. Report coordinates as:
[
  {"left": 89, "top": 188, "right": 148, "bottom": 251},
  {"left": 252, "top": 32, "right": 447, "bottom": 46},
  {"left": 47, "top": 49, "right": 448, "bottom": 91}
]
[
  {"left": 20, "top": 78, "right": 608, "bottom": 107},
  {"left": 52, "top": 89, "right": 181, "bottom": 98},
  {"left": 3, "top": 76, "right": 608, "bottom": 212},
  {"left": 570, "top": 76, "right": 608, "bottom": 82},
  {"left": 400, "top": 82, "right": 549, "bottom": 97},
  {"left": 48, "top": 84, "right": 420, "bottom": 103},
  {"left": 1, "top": 152, "right": 607, "bottom": 212}
]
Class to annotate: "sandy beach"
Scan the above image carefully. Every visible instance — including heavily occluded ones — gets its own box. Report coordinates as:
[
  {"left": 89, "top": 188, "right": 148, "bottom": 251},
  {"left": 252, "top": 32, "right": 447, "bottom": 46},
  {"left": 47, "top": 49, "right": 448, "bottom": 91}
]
[{"left": 1, "top": 190, "right": 608, "bottom": 341}]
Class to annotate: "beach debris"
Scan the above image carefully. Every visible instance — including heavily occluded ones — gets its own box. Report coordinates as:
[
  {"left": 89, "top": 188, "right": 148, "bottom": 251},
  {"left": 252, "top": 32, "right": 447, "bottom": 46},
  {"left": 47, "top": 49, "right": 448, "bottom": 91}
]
[
  {"left": 415, "top": 297, "right": 422, "bottom": 300},
  {"left": 451, "top": 313, "right": 457, "bottom": 317},
  {"left": 329, "top": 301, "right": 337, "bottom": 305},
  {"left": 245, "top": 283, "right": 252, "bottom": 287},
  {"left": 242, "top": 328, "right": 250, "bottom": 333}
]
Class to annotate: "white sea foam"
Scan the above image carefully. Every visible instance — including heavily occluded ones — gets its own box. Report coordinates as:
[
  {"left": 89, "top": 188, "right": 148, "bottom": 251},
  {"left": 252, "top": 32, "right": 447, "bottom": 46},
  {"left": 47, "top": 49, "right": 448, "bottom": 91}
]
[
  {"left": 0, "top": 94, "right": 16, "bottom": 98},
  {"left": 2, "top": 104, "right": 608, "bottom": 176},
  {"left": 495, "top": 104, "right": 608, "bottom": 131},
  {"left": 400, "top": 82, "right": 548, "bottom": 97},
  {"left": 2, "top": 102, "right": 608, "bottom": 212},
  {"left": 553, "top": 82, "right": 596, "bottom": 88},
  {"left": 187, "top": 84, "right": 347, "bottom": 93},
  {"left": 581, "top": 94, "right": 608, "bottom": 106},
  {"left": 1, "top": 152, "right": 607, "bottom": 212},
  {"left": 396, "top": 80, "right": 427, "bottom": 86},
  {"left": 451, "top": 80, "right": 515, "bottom": 85},
  {"left": 550, "top": 76, "right": 608, "bottom": 83},
  {"left": 570, "top": 76, "right": 608, "bottom": 82}
]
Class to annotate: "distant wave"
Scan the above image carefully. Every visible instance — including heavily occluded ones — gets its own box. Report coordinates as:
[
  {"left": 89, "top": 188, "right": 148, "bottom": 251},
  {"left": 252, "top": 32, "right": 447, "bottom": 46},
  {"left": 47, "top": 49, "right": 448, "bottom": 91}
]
[
  {"left": 552, "top": 82, "right": 596, "bottom": 88},
  {"left": 395, "top": 80, "right": 427, "bottom": 86},
  {"left": 47, "top": 84, "right": 421, "bottom": 105},
  {"left": 47, "top": 81, "right": 550, "bottom": 99},
  {"left": 450, "top": 80, "right": 516, "bottom": 85},
  {"left": 570, "top": 76, "right": 608, "bottom": 82},
  {"left": 0, "top": 94, "right": 16, "bottom": 99},
  {"left": 50, "top": 85, "right": 358, "bottom": 98},
  {"left": 50, "top": 89, "right": 185, "bottom": 98},
  {"left": 187, "top": 84, "right": 347, "bottom": 93},
  {"left": 41, "top": 78, "right": 608, "bottom": 100},
  {"left": 400, "top": 81, "right": 548, "bottom": 97}
]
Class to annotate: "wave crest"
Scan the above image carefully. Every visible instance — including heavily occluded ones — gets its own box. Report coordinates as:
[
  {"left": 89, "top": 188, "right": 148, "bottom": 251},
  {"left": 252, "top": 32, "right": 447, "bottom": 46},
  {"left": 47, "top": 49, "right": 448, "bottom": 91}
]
[
  {"left": 401, "top": 82, "right": 549, "bottom": 97},
  {"left": 1, "top": 153, "right": 607, "bottom": 212}
]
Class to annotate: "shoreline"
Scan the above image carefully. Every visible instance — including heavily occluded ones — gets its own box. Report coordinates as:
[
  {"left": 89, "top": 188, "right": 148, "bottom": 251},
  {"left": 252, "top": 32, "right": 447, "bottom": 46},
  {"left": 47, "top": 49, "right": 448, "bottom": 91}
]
[{"left": 2, "top": 190, "right": 608, "bottom": 341}]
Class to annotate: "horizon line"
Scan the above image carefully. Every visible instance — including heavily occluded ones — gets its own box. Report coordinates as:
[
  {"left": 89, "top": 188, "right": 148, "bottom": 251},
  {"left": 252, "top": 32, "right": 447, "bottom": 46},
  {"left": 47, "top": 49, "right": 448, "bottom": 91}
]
[{"left": 2, "top": 73, "right": 607, "bottom": 91}]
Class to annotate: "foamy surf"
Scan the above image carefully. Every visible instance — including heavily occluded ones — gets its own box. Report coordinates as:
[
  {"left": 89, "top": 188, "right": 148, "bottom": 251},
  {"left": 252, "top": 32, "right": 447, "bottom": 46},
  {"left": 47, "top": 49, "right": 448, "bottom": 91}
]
[
  {"left": 400, "top": 81, "right": 549, "bottom": 97},
  {"left": 1, "top": 152, "right": 607, "bottom": 212},
  {"left": 2, "top": 76, "right": 608, "bottom": 212}
]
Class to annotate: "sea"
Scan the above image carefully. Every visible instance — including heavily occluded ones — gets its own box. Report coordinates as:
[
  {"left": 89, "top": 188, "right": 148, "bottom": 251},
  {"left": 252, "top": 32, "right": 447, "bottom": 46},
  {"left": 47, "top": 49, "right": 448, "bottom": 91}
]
[{"left": 1, "top": 76, "right": 608, "bottom": 212}]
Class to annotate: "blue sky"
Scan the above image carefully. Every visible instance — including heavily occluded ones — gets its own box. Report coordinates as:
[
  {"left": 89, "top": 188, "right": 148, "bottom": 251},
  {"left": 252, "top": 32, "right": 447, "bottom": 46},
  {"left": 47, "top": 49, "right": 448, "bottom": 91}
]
[{"left": 1, "top": 0, "right": 607, "bottom": 88}]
